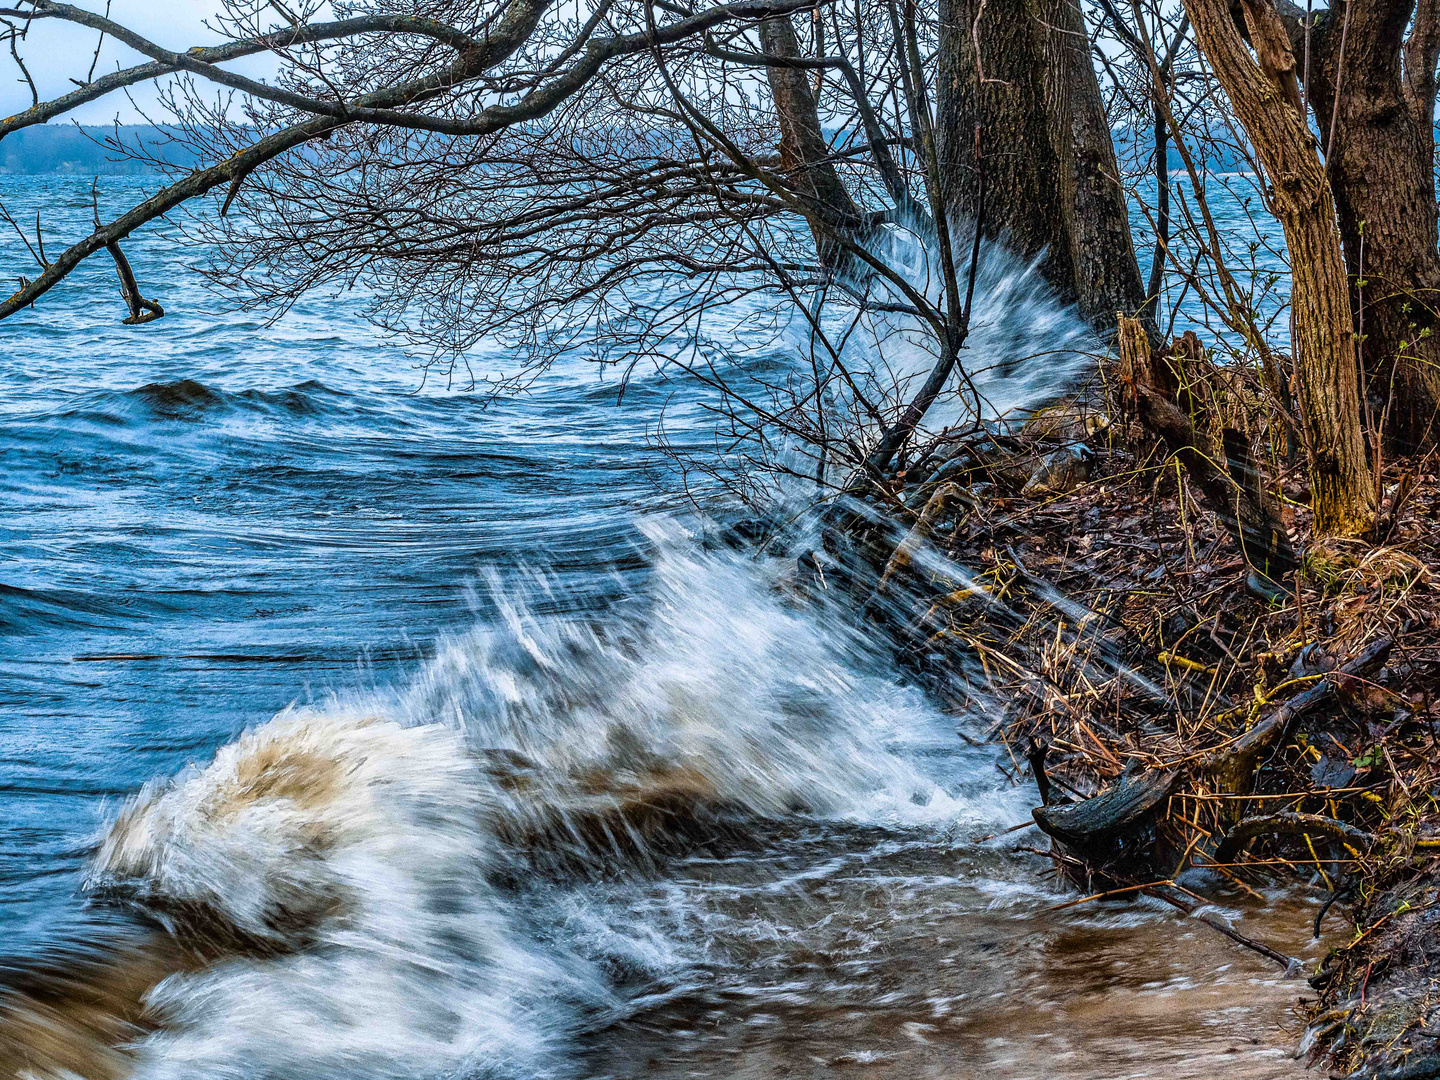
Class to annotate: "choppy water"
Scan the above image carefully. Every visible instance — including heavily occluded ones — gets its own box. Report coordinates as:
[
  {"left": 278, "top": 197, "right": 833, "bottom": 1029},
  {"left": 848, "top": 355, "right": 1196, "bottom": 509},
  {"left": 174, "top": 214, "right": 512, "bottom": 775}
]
[{"left": 1, "top": 174, "right": 1318, "bottom": 1080}]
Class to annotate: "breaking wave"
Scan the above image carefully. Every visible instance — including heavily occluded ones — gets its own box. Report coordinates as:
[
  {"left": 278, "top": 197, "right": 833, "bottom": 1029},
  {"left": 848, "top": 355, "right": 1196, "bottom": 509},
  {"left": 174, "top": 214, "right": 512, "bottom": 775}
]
[{"left": 74, "top": 523, "right": 1014, "bottom": 1080}]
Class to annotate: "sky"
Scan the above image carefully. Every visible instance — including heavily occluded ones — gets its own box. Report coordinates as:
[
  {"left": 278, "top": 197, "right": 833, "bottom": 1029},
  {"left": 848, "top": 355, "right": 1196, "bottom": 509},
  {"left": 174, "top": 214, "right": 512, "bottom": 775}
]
[{"left": 1, "top": 0, "right": 278, "bottom": 124}]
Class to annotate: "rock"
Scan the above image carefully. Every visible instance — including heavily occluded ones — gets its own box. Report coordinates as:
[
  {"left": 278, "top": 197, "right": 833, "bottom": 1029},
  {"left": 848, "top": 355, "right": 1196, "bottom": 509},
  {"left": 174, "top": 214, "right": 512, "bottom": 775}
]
[
  {"left": 712, "top": 516, "right": 775, "bottom": 551},
  {"left": 1022, "top": 443, "right": 1093, "bottom": 497},
  {"left": 1022, "top": 401, "right": 1112, "bottom": 445},
  {"left": 1311, "top": 755, "right": 1357, "bottom": 791}
]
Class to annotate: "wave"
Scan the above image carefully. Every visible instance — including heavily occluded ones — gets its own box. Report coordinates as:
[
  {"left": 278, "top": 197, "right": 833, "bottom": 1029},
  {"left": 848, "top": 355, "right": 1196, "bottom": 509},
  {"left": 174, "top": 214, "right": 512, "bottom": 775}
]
[
  {"left": 90, "top": 710, "right": 593, "bottom": 1080},
  {"left": 118, "top": 379, "right": 348, "bottom": 422},
  {"left": 6, "top": 379, "right": 354, "bottom": 429},
  {"left": 39, "top": 524, "right": 1008, "bottom": 1080},
  {"left": 0, "top": 581, "right": 142, "bottom": 633}
]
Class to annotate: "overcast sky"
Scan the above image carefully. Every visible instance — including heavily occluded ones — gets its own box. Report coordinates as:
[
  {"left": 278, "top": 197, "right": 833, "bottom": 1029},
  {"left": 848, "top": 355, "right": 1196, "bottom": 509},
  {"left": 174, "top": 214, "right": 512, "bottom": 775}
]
[{"left": 1, "top": 1, "right": 277, "bottom": 124}]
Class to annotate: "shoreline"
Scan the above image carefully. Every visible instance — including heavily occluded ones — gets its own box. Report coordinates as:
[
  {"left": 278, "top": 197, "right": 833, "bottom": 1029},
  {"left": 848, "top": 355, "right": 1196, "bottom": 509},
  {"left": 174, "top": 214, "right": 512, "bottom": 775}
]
[{"left": 772, "top": 349, "right": 1440, "bottom": 1077}]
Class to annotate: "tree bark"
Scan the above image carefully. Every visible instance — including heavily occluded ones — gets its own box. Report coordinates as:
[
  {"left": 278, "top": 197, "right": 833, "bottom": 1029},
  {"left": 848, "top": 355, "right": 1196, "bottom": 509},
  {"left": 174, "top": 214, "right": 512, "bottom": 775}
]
[
  {"left": 1185, "top": 0, "right": 1376, "bottom": 537},
  {"left": 758, "top": 13, "right": 864, "bottom": 272},
  {"left": 1038, "top": 0, "right": 1150, "bottom": 333},
  {"left": 1404, "top": 0, "right": 1440, "bottom": 135},
  {"left": 936, "top": 0, "right": 1078, "bottom": 301},
  {"left": 935, "top": 0, "right": 1146, "bottom": 337},
  {"left": 1302, "top": 0, "right": 1440, "bottom": 453}
]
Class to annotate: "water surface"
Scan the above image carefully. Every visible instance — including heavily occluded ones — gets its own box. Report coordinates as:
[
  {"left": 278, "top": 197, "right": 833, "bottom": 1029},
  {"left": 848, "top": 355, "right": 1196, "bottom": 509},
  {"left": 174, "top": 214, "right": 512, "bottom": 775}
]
[{"left": 1, "top": 174, "right": 1319, "bottom": 1080}]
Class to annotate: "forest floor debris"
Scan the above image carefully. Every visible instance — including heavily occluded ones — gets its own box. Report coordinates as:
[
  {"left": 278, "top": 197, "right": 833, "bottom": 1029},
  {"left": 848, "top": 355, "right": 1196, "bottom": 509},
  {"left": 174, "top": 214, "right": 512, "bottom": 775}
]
[{"left": 777, "top": 351, "right": 1440, "bottom": 1077}]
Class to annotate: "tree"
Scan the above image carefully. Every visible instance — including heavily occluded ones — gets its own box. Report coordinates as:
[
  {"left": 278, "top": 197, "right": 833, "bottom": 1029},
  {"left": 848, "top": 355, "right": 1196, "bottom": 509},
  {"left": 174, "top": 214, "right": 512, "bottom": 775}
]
[
  {"left": 0, "top": 0, "right": 811, "bottom": 321},
  {"left": 0, "top": 0, "right": 1004, "bottom": 496},
  {"left": 935, "top": 0, "right": 1149, "bottom": 336},
  {"left": 1285, "top": 0, "right": 1440, "bottom": 454},
  {"left": 1183, "top": 0, "right": 1376, "bottom": 537}
]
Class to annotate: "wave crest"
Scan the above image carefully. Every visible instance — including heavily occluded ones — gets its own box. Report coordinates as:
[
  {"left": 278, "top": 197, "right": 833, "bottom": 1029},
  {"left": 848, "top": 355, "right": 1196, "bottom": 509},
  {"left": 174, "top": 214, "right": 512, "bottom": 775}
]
[{"left": 78, "top": 530, "right": 1006, "bottom": 1079}]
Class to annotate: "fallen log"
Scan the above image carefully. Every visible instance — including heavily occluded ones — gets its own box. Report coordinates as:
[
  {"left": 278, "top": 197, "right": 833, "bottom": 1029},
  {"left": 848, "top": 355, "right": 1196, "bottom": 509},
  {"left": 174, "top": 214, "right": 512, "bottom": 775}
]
[
  {"left": 1032, "top": 765, "right": 1181, "bottom": 850},
  {"left": 1213, "top": 812, "right": 1375, "bottom": 866},
  {"left": 875, "top": 481, "right": 971, "bottom": 593},
  {"left": 1206, "top": 638, "right": 1392, "bottom": 795}
]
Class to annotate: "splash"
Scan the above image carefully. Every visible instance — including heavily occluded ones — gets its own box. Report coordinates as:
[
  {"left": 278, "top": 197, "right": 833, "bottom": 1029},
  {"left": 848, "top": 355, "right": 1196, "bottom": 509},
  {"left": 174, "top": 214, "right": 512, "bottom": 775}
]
[
  {"left": 69, "top": 525, "right": 1013, "bottom": 1080},
  {"left": 822, "top": 220, "right": 1099, "bottom": 436}
]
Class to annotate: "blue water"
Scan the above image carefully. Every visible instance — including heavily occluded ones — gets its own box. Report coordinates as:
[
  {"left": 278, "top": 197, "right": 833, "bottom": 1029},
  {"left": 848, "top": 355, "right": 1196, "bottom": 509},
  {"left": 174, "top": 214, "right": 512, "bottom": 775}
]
[
  {"left": 0, "top": 173, "right": 1317, "bottom": 1080},
  {"left": 0, "top": 174, "right": 718, "bottom": 947}
]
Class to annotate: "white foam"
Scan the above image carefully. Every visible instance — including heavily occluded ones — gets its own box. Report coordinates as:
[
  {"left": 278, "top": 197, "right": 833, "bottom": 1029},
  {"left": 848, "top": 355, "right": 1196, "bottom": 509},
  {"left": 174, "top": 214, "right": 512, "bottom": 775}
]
[
  {"left": 825, "top": 220, "right": 1099, "bottom": 435},
  {"left": 85, "top": 534, "right": 1014, "bottom": 1080},
  {"left": 403, "top": 521, "right": 989, "bottom": 827},
  {"left": 91, "top": 710, "right": 605, "bottom": 1080}
]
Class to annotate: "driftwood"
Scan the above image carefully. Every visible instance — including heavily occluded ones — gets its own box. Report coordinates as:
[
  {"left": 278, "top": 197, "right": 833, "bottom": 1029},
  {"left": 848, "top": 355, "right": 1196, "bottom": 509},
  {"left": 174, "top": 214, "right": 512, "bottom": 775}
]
[
  {"left": 1213, "top": 811, "right": 1375, "bottom": 865},
  {"left": 1116, "top": 316, "right": 1295, "bottom": 588},
  {"left": 1146, "top": 886, "right": 1301, "bottom": 972},
  {"left": 1206, "top": 637, "right": 1393, "bottom": 794},
  {"left": 1032, "top": 766, "right": 1181, "bottom": 849},
  {"left": 1034, "top": 767, "right": 1305, "bottom": 972},
  {"left": 874, "top": 481, "right": 971, "bottom": 592}
]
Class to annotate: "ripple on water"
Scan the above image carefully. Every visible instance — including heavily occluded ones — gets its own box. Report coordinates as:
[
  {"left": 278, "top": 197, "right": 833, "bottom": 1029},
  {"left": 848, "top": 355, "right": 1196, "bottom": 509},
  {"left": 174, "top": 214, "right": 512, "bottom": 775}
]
[{"left": 0, "top": 174, "right": 1315, "bottom": 1080}]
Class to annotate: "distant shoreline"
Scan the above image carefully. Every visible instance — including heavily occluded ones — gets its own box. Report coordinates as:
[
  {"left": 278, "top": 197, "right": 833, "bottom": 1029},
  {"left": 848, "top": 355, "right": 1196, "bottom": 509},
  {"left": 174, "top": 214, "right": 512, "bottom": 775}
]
[
  {"left": 0, "top": 125, "right": 196, "bottom": 175},
  {"left": 0, "top": 123, "right": 1252, "bottom": 177}
]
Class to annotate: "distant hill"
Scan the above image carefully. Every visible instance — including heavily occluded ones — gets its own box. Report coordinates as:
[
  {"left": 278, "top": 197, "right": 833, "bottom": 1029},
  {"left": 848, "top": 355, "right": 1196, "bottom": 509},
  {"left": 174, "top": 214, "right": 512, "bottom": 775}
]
[
  {"left": 0, "top": 125, "right": 198, "bottom": 175},
  {"left": 1111, "top": 129, "right": 1255, "bottom": 173},
  {"left": 0, "top": 122, "right": 1262, "bottom": 177}
]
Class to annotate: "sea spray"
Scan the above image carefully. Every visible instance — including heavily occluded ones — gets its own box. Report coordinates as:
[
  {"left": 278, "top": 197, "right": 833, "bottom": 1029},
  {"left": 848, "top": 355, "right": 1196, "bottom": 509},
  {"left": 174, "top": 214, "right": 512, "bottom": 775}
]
[
  {"left": 402, "top": 521, "right": 981, "bottom": 829},
  {"left": 725, "top": 221, "right": 1099, "bottom": 503},
  {"left": 77, "top": 527, "right": 1019, "bottom": 1080},
  {"left": 58, "top": 220, "right": 1090, "bottom": 1078},
  {"left": 841, "top": 220, "right": 1099, "bottom": 434}
]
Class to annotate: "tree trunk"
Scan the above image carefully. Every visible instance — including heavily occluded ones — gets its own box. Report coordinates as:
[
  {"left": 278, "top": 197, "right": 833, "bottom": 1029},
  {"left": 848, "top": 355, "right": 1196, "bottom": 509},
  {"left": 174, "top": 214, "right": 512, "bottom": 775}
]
[
  {"left": 936, "top": 0, "right": 1078, "bottom": 301},
  {"left": 1116, "top": 317, "right": 1297, "bottom": 584},
  {"left": 1037, "top": 0, "right": 1150, "bottom": 332},
  {"left": 1303, "top": 0, "right": 1440, "bottom": 454},
  {"left": 1404, "top": 0, "right": 1440, "bottom": 137},
  {"left": 758, "top": 14, "right": 863, "bottom": 272},
  {"left": 935, "top": 0, "right": 1147, "bottom": 337},
  {"left": 1185, "top": 0, "right": 1376, "bottom": 537}
]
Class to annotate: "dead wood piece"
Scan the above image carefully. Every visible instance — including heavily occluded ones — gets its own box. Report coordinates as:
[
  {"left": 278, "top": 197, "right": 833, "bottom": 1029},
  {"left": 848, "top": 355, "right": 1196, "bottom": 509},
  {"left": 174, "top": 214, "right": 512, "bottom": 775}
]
[
  {"left": 1213, "top": 811, "right": 1376, "bottom": 865},
  {"left": 876, "top": 481, "right": 969, "bottom": 592},
  {"left": 1146, "top": 885, "right": 1301, "bottom": 972},
  {"left": 1207, "top": 637, "right": 1393, "bottom": 793},
  {"left": 1116, "top": 316, "right": 1295, "bottom": 586},
  {"left": 1032, "top": 766, "right": 1181, "bottom": 848},
  {"left": 904, "top": 453, "right": 978, "bottom": 506}
]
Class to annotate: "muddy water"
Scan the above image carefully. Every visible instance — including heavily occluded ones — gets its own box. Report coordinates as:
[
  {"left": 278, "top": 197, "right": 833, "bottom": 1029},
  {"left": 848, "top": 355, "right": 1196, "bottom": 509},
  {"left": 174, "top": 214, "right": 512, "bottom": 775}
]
[
  {"left": 577, "top": 828, "right": 1323, "bottom": 1080},
  {"left": 2, "top": 825, "right": 1327, "bottom": 1080},
  {"left": 0, "top": 175, "right": 1326, "bottom": 1080}
]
